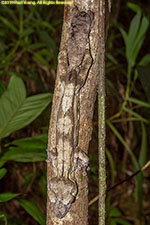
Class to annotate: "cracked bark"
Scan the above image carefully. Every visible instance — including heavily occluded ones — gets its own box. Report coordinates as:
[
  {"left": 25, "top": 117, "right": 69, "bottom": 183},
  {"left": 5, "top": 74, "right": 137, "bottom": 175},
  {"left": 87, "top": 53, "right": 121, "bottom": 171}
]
[{"left": 47, "top": 0, "right": 107, "bottom": 224}]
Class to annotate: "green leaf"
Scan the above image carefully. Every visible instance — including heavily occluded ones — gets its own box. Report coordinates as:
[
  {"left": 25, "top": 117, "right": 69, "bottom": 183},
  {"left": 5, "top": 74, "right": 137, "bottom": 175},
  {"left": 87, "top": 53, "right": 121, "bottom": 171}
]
[
  {"left": 120, "top": 13, "right": 149, "bottom": 67},
  {"left": 106, "top": 53, "right": 118, "bottom": 65},
  {"left": 0, "top": 147, "right": 46, "bottom": 164},
  {"left": 0, "top": 16, "right": 19, "bottom": 35},
  {"left": 10, "top": 133, "right": 48, "bottom": 149},
  {"left": 0, "top": 134, "right": 47, "bottom": 167},
  {"left": 0, "top": 76, "right": 52, "bottom": 139},
  {"left": 123, "top": 106, "right": 149, "bottom": 124},
  {"left": 0, "top": 193, "right": 19, "bottom": 203},
  {"left": 22, "top": 172, "right": 34, "bottom": 187},
  {"left": 38, "top": 30, "right": 57, "bottom": 63},
  {"left": 111, "top": 220, "right": 117, "bottom": 225},
  {"left": 109, "top": 207, "right": 121, "bottom": 217},
  {"left": 139, "top": 54, "right": 150, "bottom": 66},
  {"left": 33, "top": 52, "right": 49, "bottom": 68},
  {"left": 26, "top": 43, "right": 46, "bottom": 50},
  {"left": 126, "top": 13, "right": 141, "bottom": 66},
  {"left": 131, "top": 16, "right": 149, "bottom": 64},
  {"left": 107, "top": 120, "right": 139, "bottom": 171},
  {"left": 128, "top": 13, "right": 141, "bottom": 55},
  {"left": 135, "top": 122, "right": 147, "bottom": 216},
  {"left": 0, "top": 75, "right": 26, "bottom": 138},
  {"left": 17, "top": 199, "right": 46, "bottom": 225},
  {"left": 22, "top": 28, "right": 34, "bottom": 37},
  {"left": 127, "top": 97, "right": 150, "bottom": 108},
  {"left": 127, "top": 2, "right": 142, "bottom": 13},
  {"left": 0, "top": 168, "right": 7, "bottom": 179}
]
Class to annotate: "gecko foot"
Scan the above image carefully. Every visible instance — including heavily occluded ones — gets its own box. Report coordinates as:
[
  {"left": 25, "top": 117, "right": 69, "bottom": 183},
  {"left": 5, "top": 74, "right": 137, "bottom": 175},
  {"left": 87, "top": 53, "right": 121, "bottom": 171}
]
[{"left": 74, "top": 147, "right": 89, "bottom": 176}]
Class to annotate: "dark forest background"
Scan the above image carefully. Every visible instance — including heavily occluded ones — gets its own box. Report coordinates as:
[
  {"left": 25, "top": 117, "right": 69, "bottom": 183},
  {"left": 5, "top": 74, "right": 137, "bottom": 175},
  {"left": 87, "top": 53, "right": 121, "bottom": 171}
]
[{"left": 0, "top": 1, "right": 150, "bottom": 224}]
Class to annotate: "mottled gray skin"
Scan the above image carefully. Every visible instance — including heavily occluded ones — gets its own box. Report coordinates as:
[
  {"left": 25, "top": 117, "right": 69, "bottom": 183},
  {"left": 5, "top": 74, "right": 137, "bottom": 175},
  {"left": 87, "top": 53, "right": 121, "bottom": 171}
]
[{"left": 47, "top": 7, "right": 93, "bottom": 219}]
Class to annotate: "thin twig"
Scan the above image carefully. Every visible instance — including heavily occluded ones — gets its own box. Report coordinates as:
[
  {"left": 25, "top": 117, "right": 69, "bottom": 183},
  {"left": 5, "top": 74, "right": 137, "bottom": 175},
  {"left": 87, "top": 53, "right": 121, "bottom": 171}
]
[{"left": 88, "top": 160, "right": 150, "bottom": 207}]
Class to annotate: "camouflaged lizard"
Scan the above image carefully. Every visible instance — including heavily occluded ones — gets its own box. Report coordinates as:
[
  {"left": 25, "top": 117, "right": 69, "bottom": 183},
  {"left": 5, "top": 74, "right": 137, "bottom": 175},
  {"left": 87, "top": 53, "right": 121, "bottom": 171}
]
[{"left": 47, "top": 7, "right": 94, "bottom": 219}]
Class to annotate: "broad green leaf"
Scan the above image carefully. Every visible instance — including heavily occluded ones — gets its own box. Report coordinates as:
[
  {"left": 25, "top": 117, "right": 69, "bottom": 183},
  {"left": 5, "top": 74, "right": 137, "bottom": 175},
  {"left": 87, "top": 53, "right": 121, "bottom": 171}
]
[
  {"left": 0, "top": 168, "right": 7, "bottom": 179},
  {"left": 127, "top": 2, "right": 142, "bottom": 13},
  {"left": 17, "top": 199, "right": 46, "bottom": 225},
  {"left": 0, "top": 193, "right": 19, "bottom": 203},
  {"left": 127, "top": 13, "right": 141, "bottom": 58},
  {"left": 0, "top": 146, "right": 46, "bottom": 164},
  {"left": 0, "top": 75, "right": 52, "bottom": 139},
  {"left": 0, "top": 75, "right": 26, "bottom": 138},
  {"left": 10, "top": 133, "right": 48, "bottom": 148},
  {"left": 2, "top": 146, "right": 46, "bottom": 161},
  {"left": 0, "top": 134, "right": 47, "bottom": 167}
]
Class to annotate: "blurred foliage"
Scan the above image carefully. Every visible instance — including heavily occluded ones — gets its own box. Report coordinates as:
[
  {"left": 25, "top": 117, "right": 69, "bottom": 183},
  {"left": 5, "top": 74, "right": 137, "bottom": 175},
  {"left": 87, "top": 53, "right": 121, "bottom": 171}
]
[
  {"left": 0, "top": 4, "right": 60, "bottom": 225},
  {"left": 0, "top": 1, "right": 150, "bottom": 225},
  {"left": 105, "top": 1, "right": 150, "bottom": 225}
]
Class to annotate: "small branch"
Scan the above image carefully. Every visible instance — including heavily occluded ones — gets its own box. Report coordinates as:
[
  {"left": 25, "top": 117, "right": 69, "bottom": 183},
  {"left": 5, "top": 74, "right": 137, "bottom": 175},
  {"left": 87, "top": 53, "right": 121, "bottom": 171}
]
[
  {"left": 98, "top": 0, "right": 106, "bottom": 224},
  {"left": 88, "top": 160, "right": 150, "bottom": 207}
]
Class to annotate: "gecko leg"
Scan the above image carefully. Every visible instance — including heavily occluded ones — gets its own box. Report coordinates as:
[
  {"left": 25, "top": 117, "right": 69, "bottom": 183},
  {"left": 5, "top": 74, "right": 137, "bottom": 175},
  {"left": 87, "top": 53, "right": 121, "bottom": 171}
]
[{"left": 74, "top": 146, "right": 89, "bottom": 176}]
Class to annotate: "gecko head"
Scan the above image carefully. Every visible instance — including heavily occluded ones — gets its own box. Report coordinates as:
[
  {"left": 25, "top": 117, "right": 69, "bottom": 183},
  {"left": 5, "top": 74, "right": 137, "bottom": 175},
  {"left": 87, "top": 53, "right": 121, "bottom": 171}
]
[
  {"left": 52, "top": 199, "right": 73, "bottom": 219},
  {"left": 48, "top": 177, "right": 78, "bottom": 218}
]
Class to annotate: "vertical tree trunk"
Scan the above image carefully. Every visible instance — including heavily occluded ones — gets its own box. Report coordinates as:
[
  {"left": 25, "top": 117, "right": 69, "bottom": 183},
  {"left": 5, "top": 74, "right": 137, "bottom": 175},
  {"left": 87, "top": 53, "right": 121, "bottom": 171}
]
[{"left": 47, "top": 0, "right": 107, "bottom": 224}]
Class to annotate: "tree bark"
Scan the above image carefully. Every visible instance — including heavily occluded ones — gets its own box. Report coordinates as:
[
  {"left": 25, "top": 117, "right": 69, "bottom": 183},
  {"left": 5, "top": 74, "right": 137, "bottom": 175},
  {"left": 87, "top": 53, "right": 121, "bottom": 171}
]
[{"left": 47, "top": 0, "right": 107, "bottom": 224}]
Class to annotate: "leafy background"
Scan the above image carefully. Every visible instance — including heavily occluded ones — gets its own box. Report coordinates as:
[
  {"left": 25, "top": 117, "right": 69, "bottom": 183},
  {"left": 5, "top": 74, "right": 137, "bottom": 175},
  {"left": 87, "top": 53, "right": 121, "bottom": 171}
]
[{"left": 0, "top": 1, "right": 150, "bottom": 225}]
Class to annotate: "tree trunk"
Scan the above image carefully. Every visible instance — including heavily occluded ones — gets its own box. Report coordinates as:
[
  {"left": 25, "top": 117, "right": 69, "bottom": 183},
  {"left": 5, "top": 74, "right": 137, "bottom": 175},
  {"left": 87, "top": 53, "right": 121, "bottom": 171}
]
[{"left": 47, "top": 0, "right": 107, "bottom": 224}]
